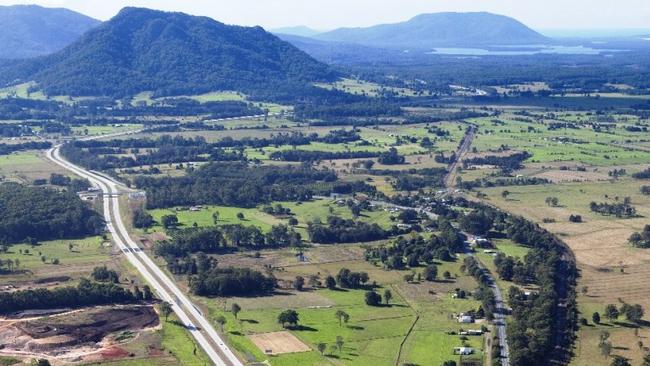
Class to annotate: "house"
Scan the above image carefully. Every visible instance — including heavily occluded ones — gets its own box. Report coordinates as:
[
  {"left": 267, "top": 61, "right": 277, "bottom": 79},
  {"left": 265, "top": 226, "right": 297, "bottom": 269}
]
[
  {"left": 458, "top": 315, "right": 474, "bottom": 323},
  {"left": 472, "top": 237, "right": 492, "bottom": 248},
  {"left": 453, "top": 347, "right": 474, "bottom": 355}
]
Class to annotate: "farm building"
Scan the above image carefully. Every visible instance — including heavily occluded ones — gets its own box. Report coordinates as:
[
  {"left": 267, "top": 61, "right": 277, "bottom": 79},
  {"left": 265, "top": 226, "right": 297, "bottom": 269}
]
[{"left": 453, "top": 347, "right": 474, "bottom": 355}]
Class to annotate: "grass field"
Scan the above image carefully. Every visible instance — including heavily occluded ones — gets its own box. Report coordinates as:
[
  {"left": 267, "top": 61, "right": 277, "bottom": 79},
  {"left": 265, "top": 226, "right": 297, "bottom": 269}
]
[
  {"left": 314, "top": 78, "right": 420, "bottom": 98},
  {"left": 71, "top": 124, "right": 143, "bottom": 137},
  {"left": 477, "top": 176, "right": 650, "bottom": 365},
  {"left": 148, "top": 198, "right": 397, "bottom": 239},
  {"left": 194, "top": 245, "right": 486, "bottom": 366},
  {"left": 0, "top": 151, "right": 68, "bottom": 183},
  {"left": 0, "top": 236, "right": 114, "bottom": 285},
  {"left": 468, "top": 115, "right": 650, "bottom": 166}
]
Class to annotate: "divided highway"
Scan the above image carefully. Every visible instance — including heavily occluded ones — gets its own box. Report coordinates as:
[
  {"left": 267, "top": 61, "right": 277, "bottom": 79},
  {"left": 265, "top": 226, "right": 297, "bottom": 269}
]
[{"left": 47, "top": 145, "right": 243, "bottom": 366}]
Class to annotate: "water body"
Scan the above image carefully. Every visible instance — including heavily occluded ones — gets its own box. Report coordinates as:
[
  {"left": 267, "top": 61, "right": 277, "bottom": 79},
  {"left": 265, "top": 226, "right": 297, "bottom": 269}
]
[{"left": 428, "top": 45, "right": 624, "bottom": 56}]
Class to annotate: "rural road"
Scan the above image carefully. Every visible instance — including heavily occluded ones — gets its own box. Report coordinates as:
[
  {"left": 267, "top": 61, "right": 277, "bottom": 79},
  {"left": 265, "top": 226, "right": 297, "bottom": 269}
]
[
  {"left": 47, "top": 144, "right": 243, "bottom": 366},
  {"left": 443, "top": 123, "right": 509, "bottom": 365},
  {"left": 444, "top": 124, "right": 476, "bottom": 188},
  {"left": 463, "top": 239, "right": 510, "bottom": 366}
]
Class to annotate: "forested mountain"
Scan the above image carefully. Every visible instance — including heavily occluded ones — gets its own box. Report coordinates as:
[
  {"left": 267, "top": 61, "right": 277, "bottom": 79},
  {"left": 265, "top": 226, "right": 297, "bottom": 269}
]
[
  {"left": 313, "top": 12, "right": 550, "bottom": 49},
  {"left": 0, "top": 7, "right": 336, "bottom": 99},
  {"left": 0, "top": 5, "right": 100, "bottom": 59}
]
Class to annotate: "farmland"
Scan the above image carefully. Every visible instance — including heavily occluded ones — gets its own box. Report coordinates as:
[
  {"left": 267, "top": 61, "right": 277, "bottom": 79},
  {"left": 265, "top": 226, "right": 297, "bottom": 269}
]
[{"left": 191, "top": 244, "right": 486, "bottom": 366}]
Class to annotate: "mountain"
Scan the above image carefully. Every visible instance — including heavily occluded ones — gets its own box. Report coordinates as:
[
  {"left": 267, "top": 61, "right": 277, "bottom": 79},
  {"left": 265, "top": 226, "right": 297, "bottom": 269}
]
[
  {"left": 313, "top": 12, "right": 550, "bottom": 49},
  {"left": 271, "top": 26, "right": 321, "bottom": 37},
  {"left": 0, "top": 5, "right": 100, "bottom": 59},
  {"left": 0, "top": 7, "right": 335, "bottom": 99}
]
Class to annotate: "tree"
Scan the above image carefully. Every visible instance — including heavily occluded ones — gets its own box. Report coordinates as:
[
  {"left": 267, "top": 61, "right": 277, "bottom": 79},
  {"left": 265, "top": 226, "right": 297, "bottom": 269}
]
[
  {"left": 33, "top": 359, "right": 51, "bottom": 366},
  {"left": 592, "top": 312, "right": 601, "bottom": 324},
  {"left": 442, "top": 361, "right": 457, "bottom": 366},
  {"left": 459, "top": 210, "right": 493, "bottom": 236},
  {"left": 599, "top": 341, "right": 612, "bottom": 358},
  {"left": 160, "top": 301, "right": 173, "bottom": 321},
  {"left": 335, "top": 310, "right": 349, "bottom": 326},
  {"left": 231, "top": 303, "right": 241, "bottom": 319},
  {"left": 325, "top": 275, "right": 337, "bottom": 290},
  {"left": 605, "top": 304, "right": 620, "bottom": 322},
  {"left": 364, "top": 291, "right": 382, "bottom": 306},
  {"left": 403, "top": 273, "right": 415, "bottom": 283},
  {"left": 317, "top": 343, "right": 327, "bottom": 355},
  {"left": 545, "top": 196, "right": 559, "bottom": 207},
  {"left": 384, "top": 289, "right": 393, "bottom": 305},
  {"left": 501, "top": 190, "right": 510, "bottom": 199},
  {"left": 237, "top": 212, "right": 245, "bottom": 220},
  {"left": 142, "top": 285, "right": 153, "bottom": 301},
  {"left": 133, "top": 286, "right": 143, "bottom": 301},
  {"left": 133, "top": 209, "right": 154, "bottom": 229},
  {"left": 335, "top": 336, "right": 344, "bottom": 353},
  {"left": 161, "top": 214, "right": 179, "bottom": 229},
  {"left": 293, "top": 276, "right": 305, "bottom": 291},
  {"left": 424, "top": 264, "right": 438, "bottom": 281},
  {"left": 610, "top": 356, "right": 630, "bottom": 366},
  {"left": 288, "top": 217, "right": 299, "bottom": 226},
  {"left": 621, "top": 303, "right": 644, "bottom": 324},
  {"left": 212, "top": 211, "right": 220, "bottom": 224},
  {"left": 308, "top": 275, "right": 321, "bottom": 288},
  {"left": 216, "top": 315, "right": 227, "bottom": 332},
  {"left": 278, "top": 309, "right": 299, "bottom": 328}
]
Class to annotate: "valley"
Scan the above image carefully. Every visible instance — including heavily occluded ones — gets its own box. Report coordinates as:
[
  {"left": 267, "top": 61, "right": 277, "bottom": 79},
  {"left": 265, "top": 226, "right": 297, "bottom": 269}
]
[{"left": 0, "top": 3, "right": 649, "bottom": 366}]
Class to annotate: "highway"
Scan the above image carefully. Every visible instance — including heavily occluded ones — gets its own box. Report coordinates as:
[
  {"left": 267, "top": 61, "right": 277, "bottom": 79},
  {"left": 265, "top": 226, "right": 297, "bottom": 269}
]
[{"left": 46, "top": 144, "right": 243, "bottom": 366}]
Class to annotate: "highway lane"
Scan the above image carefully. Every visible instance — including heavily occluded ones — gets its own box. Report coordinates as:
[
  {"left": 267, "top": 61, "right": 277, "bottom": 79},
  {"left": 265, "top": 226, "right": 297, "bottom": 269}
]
[{"left": 47, "top": 145, "right": 243, "bottom": 366}]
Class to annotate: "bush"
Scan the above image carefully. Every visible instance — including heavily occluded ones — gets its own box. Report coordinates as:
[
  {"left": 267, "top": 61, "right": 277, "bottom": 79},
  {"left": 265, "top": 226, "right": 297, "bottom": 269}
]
[
  {"left": 364, "top": 291, "right": 382, "bottom": 306},
  {"left": 424, "top": 264, "right": 438, "bottom": 281}
]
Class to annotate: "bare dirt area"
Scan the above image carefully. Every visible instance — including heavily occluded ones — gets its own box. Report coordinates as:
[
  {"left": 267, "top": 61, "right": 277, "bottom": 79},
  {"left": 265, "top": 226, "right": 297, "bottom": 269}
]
[
  {"left": 249, "top": 331, "right": 311, "bottom": 355},
  {"left": 0, "top": 305, "right": 159, "bottom": 363}
]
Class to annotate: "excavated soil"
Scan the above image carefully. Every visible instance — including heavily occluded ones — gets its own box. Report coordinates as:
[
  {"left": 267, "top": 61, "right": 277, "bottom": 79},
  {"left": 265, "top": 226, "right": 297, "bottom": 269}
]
[{"left": 0, "top": 305, "right": 159, "bottom": 356}]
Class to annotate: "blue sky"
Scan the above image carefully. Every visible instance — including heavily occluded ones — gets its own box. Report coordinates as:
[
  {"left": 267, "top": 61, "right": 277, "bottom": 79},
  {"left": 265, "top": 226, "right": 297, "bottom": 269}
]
[{"left": 1, "top": 0, "right": 649, "bottom": 32}]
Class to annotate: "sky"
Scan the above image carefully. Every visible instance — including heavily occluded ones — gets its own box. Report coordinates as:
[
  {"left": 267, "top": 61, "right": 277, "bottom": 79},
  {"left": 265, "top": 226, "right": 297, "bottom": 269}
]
[{"left": 1, "top": 0, "right": 649, "bottom": 32}]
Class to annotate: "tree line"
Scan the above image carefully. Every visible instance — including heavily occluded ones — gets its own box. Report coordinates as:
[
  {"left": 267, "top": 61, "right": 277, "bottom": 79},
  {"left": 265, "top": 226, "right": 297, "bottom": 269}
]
[
  {"left": 365, "top": 221, "right": 464, "bottom": 268},
  {"left": 307, "top": 216, "right": 389, "bottom": 244},
  {"left": 134, "top": 162, "right": 344, "bottom": 209},
  {"left": 589, "top": 199, "right": 637, "bottom": 218},
  {"left": 0, "top": 278, "right": 142, "bottom": 313},
  {"left": 0, "top": 141, "right": 51, "bottom": 156},
  {"left": 189, "top": 261, "right": 276, "bottom": 297}
]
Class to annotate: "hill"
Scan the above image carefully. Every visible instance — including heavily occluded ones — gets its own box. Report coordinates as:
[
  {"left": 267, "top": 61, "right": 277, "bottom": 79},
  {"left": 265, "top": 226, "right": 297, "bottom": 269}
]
[
  {"left": 0, "top": 5, "right": 100, "bottom": 59},
  {"left": 271, "top": 26, "right": 321, "bottom": 37},
  {"left": 0, "top": 7, "right": 336, "bottom": 99},
  {"left": 313, "top": 12, "right": 550, "bottom": 49}
]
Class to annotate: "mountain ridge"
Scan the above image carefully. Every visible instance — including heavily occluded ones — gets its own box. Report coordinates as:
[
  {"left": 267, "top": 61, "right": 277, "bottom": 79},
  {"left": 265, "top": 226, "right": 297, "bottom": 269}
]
[
  {"left": 0, "top": 4, "right": 100, "bottom": 59},
  {"left": 313, "top": 12, "right": 550, "bottom": 49},
  {"left": 0, "top": 7, "right": 336, "bottom": 99}
]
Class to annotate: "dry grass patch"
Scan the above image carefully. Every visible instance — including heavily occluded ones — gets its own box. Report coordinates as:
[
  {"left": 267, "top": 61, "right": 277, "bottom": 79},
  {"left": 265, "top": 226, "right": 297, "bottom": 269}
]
[{"left": 249, "top": 331, "right": 311, "bottom": 355}]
